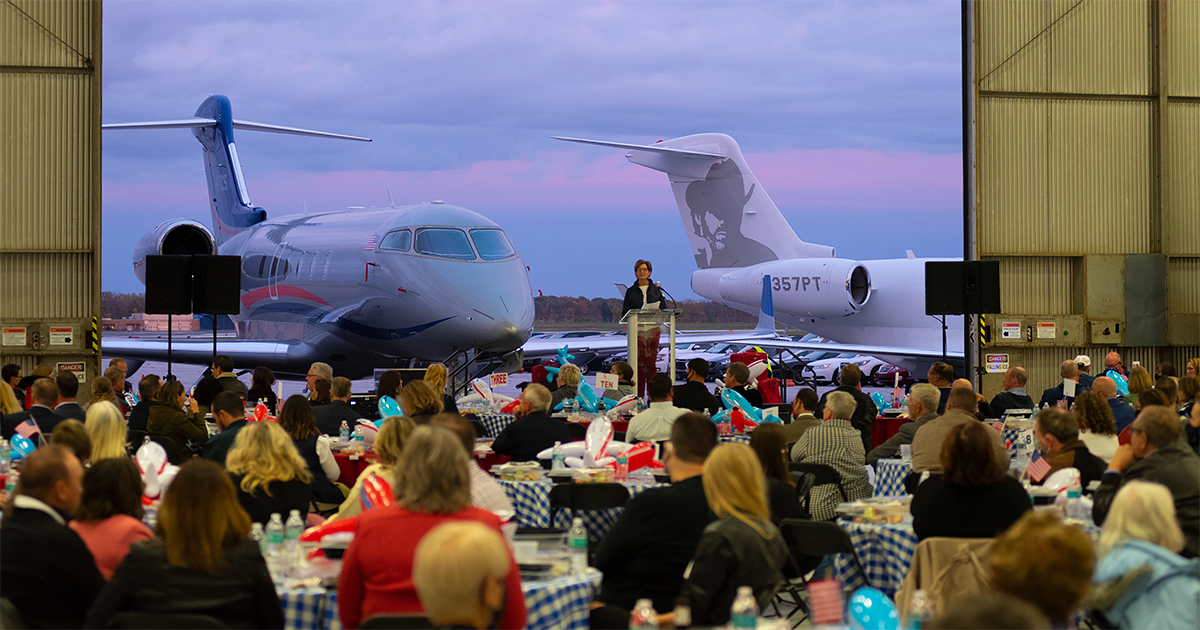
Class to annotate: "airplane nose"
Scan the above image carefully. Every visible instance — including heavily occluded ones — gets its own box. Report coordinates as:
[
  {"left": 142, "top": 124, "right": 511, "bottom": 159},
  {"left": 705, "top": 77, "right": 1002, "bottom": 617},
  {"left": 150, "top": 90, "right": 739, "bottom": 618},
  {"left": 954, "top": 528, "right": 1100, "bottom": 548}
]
[
  {"left": 479, "top": 320, "right": 530, "bottom": 353},
  {"left": 446, "top": 260, "right": 534, "bottom": 353}
]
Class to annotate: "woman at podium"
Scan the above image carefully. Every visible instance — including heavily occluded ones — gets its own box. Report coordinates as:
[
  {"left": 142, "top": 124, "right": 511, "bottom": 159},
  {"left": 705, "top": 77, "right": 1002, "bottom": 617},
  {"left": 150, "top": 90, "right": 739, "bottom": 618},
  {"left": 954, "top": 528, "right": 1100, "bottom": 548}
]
[{"left": 622, "top": 259, "right": 664, "bottom": 398}]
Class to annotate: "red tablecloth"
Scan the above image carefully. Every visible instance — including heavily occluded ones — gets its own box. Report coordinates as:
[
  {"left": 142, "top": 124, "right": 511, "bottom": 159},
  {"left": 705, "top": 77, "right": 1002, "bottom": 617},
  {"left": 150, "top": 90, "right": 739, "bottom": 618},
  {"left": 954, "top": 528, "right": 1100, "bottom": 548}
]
[
  {"left": 872, "top": 415, "right": 910, "bottom": 449},
  {"left": 568, "top": 419, "right": 629, "bottom": 434},
  {"left": 333, "top": 452, "right": 378, "bottom": 486},
  {"left": 475, "top": 451, "right": 511, "bottom": 471}
]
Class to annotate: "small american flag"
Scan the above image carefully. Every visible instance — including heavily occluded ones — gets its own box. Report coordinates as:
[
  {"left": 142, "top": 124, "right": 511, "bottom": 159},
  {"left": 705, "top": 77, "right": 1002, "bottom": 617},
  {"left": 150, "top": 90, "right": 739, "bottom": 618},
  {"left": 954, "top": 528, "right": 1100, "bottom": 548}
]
[
  {"left": 808, "top": 578, "right": 844, "bottom": 625},
  {"left": 1056, "top": 397, "right": 1069, "bottom": 409},
  {"left": 14, "top": 419, "right": 39, "bottom": 439},
  {"left": 990, "top": 421, "right": 1005, "bottom": 434},
  {"left": 363, "top": 235, "right": 378, "bottom": 251},
  {"left": 1026, "top": 451, "right": 1052, "bottom": 482}
]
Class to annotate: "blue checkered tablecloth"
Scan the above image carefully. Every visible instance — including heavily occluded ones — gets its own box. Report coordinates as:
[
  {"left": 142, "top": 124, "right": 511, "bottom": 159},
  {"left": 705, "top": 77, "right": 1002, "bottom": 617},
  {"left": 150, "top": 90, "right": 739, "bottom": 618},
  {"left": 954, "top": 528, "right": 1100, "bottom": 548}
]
[
  {"left": 280, "top": 570, "right": 601, "bottom": 630},
  {"left": 471, "top": 412, "right": 516, "bottom": 438},
  {"left": 833, "top": 519, "right": 919, "bottom": 596},
  {"left": 873, "top": 459, "right": 912, "bottom": 497},
  {"left": 498, "top": 479, "right": 659, "bottom": 540},
  {"left": 720, "top": 434, "right": 751, "bottom": 445},
  {"left": 1003, "top": 427, "right": 1035, "bottom": 455}
]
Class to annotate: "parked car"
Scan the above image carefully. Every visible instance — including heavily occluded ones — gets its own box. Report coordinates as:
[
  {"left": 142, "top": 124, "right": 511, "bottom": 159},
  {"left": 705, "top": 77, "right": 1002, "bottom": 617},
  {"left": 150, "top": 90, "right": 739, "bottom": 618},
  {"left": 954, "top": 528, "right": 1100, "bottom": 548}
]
[{"left": 874, "top": 364, "right": 914, "bottom": 388}]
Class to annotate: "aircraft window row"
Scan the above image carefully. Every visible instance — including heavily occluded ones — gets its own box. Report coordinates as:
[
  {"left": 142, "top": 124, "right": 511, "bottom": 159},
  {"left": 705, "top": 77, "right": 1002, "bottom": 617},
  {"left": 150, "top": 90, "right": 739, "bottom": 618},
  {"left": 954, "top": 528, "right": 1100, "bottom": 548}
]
[
  {"left": 243, "top": 255, "right": 290, "bottom": 279},
  {"left": 378, "top": 227, "right": 517, "bottom": 261}
]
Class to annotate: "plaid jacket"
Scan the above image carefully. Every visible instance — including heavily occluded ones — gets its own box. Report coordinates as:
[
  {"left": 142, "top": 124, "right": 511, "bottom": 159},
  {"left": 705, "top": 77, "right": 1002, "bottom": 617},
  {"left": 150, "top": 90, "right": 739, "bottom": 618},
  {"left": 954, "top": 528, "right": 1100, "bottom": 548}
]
[{"left": 792, "top": 418, "right": 874, "bottom": 520}]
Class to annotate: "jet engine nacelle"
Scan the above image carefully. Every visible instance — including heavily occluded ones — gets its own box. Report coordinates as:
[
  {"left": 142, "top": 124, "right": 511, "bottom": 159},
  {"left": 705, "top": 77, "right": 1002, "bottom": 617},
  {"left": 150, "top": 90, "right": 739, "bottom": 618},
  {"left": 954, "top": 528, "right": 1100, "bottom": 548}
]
[
  {"left": 693, "top": 258, "right": 871, "bottom": 319},
  {"left": 132, "top": 219, "right": 217, "bottom": 285}
]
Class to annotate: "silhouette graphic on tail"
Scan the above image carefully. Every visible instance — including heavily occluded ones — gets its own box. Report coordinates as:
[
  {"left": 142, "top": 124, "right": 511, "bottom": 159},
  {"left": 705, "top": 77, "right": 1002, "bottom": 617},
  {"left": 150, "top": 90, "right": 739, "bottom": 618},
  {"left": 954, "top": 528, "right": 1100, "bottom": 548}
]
[{"left": 685, "top": 159, "right": 777, "bottom": 268}]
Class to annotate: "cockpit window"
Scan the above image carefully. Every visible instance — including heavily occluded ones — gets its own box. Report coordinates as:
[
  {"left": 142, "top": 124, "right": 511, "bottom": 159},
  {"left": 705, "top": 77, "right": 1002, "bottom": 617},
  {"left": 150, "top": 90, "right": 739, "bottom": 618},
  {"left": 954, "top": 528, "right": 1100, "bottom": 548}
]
[
  {"left": 470, "top": 228, "right": 516, "bottom": 261},
  {"left": 414, "top": 228, "right": 476, "bottom": 261},
  {"left": 379, "top": 229, "right": 412, "bottom": 252}
]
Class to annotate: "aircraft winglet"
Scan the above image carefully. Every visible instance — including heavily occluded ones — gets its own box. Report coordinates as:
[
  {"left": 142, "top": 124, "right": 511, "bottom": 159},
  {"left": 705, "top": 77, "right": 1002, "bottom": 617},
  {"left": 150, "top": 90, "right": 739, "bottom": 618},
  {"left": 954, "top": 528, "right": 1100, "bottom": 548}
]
[
  {"left": 552, "top": 136, "right": 725, "bottom": 159},
  {"left": 753, "top": 275, "right": 775, "bottom": 334}
]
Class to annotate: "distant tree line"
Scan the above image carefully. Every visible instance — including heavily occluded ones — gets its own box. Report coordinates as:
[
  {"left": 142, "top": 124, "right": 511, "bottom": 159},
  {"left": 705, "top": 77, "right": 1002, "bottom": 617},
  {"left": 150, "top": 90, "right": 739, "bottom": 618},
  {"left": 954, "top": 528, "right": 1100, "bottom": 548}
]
[
  {"left": 535, "top": 296, "right": 755, "bottom": 324},
  {"left": 102, "top": 292, "right": 146, "bottom": 319}
]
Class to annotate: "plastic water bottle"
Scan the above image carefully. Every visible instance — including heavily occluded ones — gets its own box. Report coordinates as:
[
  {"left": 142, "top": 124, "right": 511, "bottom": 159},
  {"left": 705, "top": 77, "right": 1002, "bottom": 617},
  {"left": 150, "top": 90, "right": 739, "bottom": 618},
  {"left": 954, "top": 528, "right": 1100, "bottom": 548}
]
[
  {"left": 615, "top": 450, "right": 629, "bottom": 482},
  {"left": 702, "top": 408, "right": 711, "bottom": 420},
  {"left": 251, "top": 522, "right": 267, "bottom": 555},
  {"left": 354, "top": 423, "right": 365, "bottom": 444},
  {"left": 730, "top": 585, "right": 758, "bottom": 628},
  {"left": 568, "top": 517, "right": 588, "bottom": 575},
  {"left": 907, "top": 589, "right": 932, "bottom": 629},
  {"left": 672, "top": 596, "right": 692, "bottom": 630},
  {"left": 285, "top": 509, "right": 304, "bottom": 548},
  {"left": 0, "top": 438, "right": 10, "bottom": 475},
  {"left": 142, "top": 505, "right": 157, "bottom": 530},
  {"left": 551, "top": 441, "right": 565, "bottom": 471},
  {"left": 266, "top": 513, "right": 285, "bottom": 553},
  {"left": 629, "top": 598, "right": 659, "bottom": 629},
  {"left": 339, "top": 420, "right": 350, "bottom": 442},
  {"left": 4, "top": 468, "right": 19, "bottom": 495}
]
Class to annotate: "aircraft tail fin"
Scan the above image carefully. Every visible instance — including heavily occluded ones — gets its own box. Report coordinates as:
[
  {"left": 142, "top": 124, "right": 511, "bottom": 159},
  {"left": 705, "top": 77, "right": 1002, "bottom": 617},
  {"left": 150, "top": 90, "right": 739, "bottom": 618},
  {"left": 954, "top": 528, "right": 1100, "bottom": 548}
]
[
  {"left": 104, "top": 95, "right": 369, "bottom": 245},
  {"left": 615, "top": 283, "right": 629, "bottom": 298},
  {"left": 754, "top": 274, "right": 776, "bottom": 335},
  {"left": 555, "top": 133, "right": 834, "bottom": 269}
]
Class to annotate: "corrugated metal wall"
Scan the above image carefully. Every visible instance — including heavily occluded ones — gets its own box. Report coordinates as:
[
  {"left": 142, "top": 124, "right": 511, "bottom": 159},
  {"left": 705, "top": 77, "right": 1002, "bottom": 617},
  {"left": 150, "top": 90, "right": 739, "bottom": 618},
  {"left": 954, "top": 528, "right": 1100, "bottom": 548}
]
[{"left": 0, "top": 0, "right": 102, "bottom": 397}]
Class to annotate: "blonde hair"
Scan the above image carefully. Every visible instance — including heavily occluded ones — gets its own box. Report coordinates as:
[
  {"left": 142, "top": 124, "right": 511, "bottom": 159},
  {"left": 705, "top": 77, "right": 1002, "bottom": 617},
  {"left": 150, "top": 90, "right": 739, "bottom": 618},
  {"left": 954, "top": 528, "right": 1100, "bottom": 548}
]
[
  {"left": 0, "top": 382, "right": 19, "bottom": 415},
  {"left": 413, "top": 521, "right": 510, "bottom": 622},
  {"left": 557, "top": 363, "right": 581, "bottom": 388},
  {"left": 225, "top": 421, "right": 312, "bottom": 496},
  {"left": 90, "top": 376, "right": 116, "bottom": 405},
  {"left": 701, "top": 443, "right": 773, "bottom": 538},
  {"left": 1127, "top": 366, "right": 1153, "bottom": 395},
  {"left": 400, "top": 380, "right": 444, "bottom": 418},
  {"left": 424, "top": 364, "right": 448, "bottom": 396},
  {"left": 85, "top": 401, "right": 129, "bottom": 462},
  {"left": 988, "top": 511, "right": 1094, "bottom": 624},
  {"left": 374, "top": 415, "right": 416, "bottom": 466},
  {"left": 392, "top": 426, "right": 470, "bottom": 514},
  {"left": 1099, "top": 481, "right": 1184, "bottom": 556}
]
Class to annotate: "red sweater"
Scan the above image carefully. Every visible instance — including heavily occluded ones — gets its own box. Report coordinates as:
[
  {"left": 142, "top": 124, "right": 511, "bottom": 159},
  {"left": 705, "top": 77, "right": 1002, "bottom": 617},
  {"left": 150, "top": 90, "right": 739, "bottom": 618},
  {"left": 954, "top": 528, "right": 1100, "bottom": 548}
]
[
  {"left": 336, "top": 505, "right": 526, "bottom": 629},
  {"left": 69, "top": 514, "right": 154, "bottom": 580}
]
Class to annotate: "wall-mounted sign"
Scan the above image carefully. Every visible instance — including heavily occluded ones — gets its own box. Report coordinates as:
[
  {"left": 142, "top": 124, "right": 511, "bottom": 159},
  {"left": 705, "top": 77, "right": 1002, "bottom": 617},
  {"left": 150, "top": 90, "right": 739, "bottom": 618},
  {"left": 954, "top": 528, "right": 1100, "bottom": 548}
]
[
  {"left": 1037, "top": 322, "right": 1056, "bottom": 339},
  {"left": 2, "top": 327, "right": 25, "bottom": 346}
]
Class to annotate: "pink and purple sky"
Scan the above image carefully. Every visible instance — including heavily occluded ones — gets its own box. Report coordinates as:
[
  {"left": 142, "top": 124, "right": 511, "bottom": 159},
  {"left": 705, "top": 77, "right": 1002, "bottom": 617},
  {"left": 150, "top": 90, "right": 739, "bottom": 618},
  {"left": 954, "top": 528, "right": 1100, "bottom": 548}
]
[{"left": 102, "top": 0, "right": 964, "bottom": 299}]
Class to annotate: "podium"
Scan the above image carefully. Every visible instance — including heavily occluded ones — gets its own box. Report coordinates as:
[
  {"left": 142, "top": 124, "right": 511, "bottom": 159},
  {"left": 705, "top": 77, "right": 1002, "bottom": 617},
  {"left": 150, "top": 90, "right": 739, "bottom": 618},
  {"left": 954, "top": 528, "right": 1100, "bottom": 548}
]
[{"left": 620, "top": 308, "right": 680, "bottom": 390}]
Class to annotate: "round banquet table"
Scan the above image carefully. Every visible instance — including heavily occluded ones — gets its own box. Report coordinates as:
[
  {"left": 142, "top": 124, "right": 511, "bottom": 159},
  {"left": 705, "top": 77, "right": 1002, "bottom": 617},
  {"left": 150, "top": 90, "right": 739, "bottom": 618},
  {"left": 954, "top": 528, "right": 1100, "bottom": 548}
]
[
  {"left": 331, "top": 452, "right": 377, "bottom": 486},
  {"left": 873, "top": 459, "right": 912, "bottom": 497},
  {"left": 468, "top": 411, "right": 517, "bottom": 438},
  {"left": 497, "top": 478, "right": 659, "bottom": 540},
  {"left": 279, "top": 568, "right": 603, "bottom": 630}
]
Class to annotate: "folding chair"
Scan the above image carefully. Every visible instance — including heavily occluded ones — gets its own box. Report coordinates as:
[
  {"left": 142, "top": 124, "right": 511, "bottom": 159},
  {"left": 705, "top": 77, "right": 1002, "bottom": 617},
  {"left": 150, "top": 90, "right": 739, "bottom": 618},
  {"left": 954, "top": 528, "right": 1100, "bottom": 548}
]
[
  {"left": 106, "top": 612, "right": 228, "bottom": 628},
  {"left": 359, "top": 614, "right": 433, "bottom": 629},
  {"left": 790, "top": 471, "right": 816, "bottom": 505},
  {"left": 566, "top": 422, "right": 587, "bottom": 441},
  {"left": 779, "top": 518, "right": 870, "bottom": 590},
  {"left": 548, "top": 482, "right": 631, "bottom": 551},
  {"left": 789, "top": 462, "right": 847, "bottom": 513},
  {"left": 468, "top": 419, "right": 488, "bottom": 438}
]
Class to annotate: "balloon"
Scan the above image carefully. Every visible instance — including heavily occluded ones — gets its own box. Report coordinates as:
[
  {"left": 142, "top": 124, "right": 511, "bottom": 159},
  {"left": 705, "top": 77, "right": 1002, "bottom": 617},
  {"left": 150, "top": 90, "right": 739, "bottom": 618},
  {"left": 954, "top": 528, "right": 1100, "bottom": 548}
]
[
  {"left": 356, "top": 419, "right": 380, "bottom": 445},
  {"left": 730, "top": 407, "right": 759, "bottom": 433},
  {"left": 254, "top": 402, "right": 269, "bottom": 421},
  {"left": 870, "top": 392, "right": 889, "bottom": 410},
  {"left": 623, "top": 442, "right": 662, "bottom": 471},
  {"left": 377, "top": 395, "right": 402, "bottom": 419},
  {"left": 847, "top": 587, "right": 899, "bottom": 630},
  {"left": 360, "top": 473, "right": 393, "bottom": 511},
  {"left": 10, "top": 434, "right": 35, "bottom": 459},
  {"left": 543, "top": 345, "right": 578, "bottom": 383},
  {"left": 500, "top": 398, "right": 520, "bottom": 414},
  {"left": 1106, "top": 370, "right": 1129, "bottom": 396},
  {"left": 719, "top": 388, "right": 764, "bottom": 422},
  {"left": 745, "top": 360, "right": 769, "bottom": 388},
  {"left": 299, "top": 517, "right": 356, "bottom": 542},
  {"left": 584, "top": 416, "right": 613, "bottom": 467},
  {"left": 135, "top": 441, "right": 178, "bottom": 500},
  {"left": 536, "top": 440, "right": 633, "bottom": 460}
]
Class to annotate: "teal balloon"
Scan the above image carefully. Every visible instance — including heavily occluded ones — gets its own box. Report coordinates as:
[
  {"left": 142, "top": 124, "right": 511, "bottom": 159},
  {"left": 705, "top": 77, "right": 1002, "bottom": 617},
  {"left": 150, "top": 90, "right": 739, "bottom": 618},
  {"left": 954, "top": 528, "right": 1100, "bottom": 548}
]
[
  {"left": 848, "top": 587, "right": 899, "bottom": 630},
  {"left": 870, "top": 392, "right": 889, "bottom": 410},
  {"left": 378, "top": 395, "right": 403, "bottom": 419},
  {"left": 10, "top": 434, "right": 36, "bottom": 459}
]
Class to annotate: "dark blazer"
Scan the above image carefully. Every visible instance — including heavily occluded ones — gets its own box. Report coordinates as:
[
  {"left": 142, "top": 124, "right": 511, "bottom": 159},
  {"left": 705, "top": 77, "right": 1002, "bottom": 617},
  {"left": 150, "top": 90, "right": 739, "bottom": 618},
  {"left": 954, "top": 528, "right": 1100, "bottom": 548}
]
[
  {"left": 229, "top": 474, "right": 311, "bottom": 527},
  {"left": 1107, "top": 397, "right": 1137, "bottom": 433},
  {"left": 312, "top": 400, "right": 362, "bottom": 436},
  {"left": 216, "top": 374, "right": 249, "bottom": 399},
  {"left": 200, "top": 420, "right": 248, "bottom": 467},
  {"left": 730, "top": 384, "right": 763, "bottom": 409},
  {"left": 1040, "top": 439, "right": 1107, "bottom": 489},
  {"left": 1040, "top": 381, "right": 1086, "bottom": 409},
  {"left": 622, "top": 281, "right": 665, "bottom": 316},
  {"left": 126, "top": 400, "right": 157, "bottom": 432},
  {"left": 86, "top": 539, "right": 284, "bottom": 629},
  {"left": 1, "top": 405, "right": 66, "bottom": 441},
  {"left": 673, "top": 380, "right": 721, "bottom": 415},
  {"left": 594, "top": 476, "right": 715, "bottom": 613},
  {"left": 246, "top": 387, "right": 278, "bottom": 412},
  {"left": 987, "top": 390, "right": 1035, "bottom": 418},
  {"left": 491, "top": 411, "right": 571, "bottom": 462},
  {"left": 442, "top": 393, "right": 459, "bottom": 415},
  {"left": 937, "top": 387, "right": 951, "bottom": 414},
  {"left": 814, "top": 386, "right": 877, "bottom": 454},
  {"left": 911, "top": 475, "right": 1031, "bottom": 541},
  {"left": 0, "top": 504, "right": 105, "bottom": 629},
  {"left": 53, "top": 402, "right": 87, "bottom": 422}
]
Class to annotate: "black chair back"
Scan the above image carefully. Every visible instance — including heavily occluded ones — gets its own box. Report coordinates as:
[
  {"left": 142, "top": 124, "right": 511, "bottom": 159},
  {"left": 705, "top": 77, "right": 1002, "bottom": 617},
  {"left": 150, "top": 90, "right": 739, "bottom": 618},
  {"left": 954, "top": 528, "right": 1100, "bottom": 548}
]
[
  {"left": 778, "top": 518, "right": 870, "bottom": 588},
  {"left": 360, "top": 614, "right": 433, "bottom": 629},
  {"left": 789, "top": 462, "right": 847, "bottom": 506},
  {"left": 468, "top": 419, "right": 488, "bottom": 438},
  {"left": 566, "top": 423, "right": 587, "bottom": 441},
  {"left": 126, "top": 429, "right": 147, "bottom": 451},
  {"left": 106, "top": 612, "right": 228, "bottom": 629},
  {"left": 147, "top": 434, "right": 181, "bottom": 464},
  {"left": 613, "top": 431, "right": 626, "bottom": 443},
  {"left": 548, "top": 483, "right": 630, "bottom": 537},
  {"left": 790, "top": 471, "right": 816, "bottom": 506}
]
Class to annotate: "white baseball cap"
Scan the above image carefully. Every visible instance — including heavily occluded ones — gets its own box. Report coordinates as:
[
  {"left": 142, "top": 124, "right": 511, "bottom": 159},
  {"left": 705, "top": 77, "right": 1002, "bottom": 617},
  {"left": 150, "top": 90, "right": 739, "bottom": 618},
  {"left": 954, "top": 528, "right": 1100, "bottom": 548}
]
[{"left": 1073, "top": 354, "right": 1091, "bottom": 367}]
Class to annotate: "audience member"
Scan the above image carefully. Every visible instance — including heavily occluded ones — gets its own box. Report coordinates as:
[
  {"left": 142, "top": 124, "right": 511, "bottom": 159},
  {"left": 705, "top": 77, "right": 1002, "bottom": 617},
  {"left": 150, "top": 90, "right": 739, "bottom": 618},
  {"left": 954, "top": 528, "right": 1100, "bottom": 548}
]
[
  {"left": 86, "top": 460, "right": 284, "bottom": 629},
  {"left": 89, "top": 375, "right": 117, "bottom": 409},
  {"left": 783, "top": 387, "right": 821, "bottom": 446},
  {"left": 927, "top": 593, "right": 1050, "bottom": 630},
  {"left": 1124, "top": 365, "right": 1153, "bottom": 407},
  {"left": 1155, "top": 376, "right": 1178, "bottom": 410},
  {"left": 1136, "top": 388, "right": 1170, "bottom": 413},
  {"left": 1179, "top": 375, "right": 1198, "bottom": 414},
  {"left": 2, "top": 376, "right": 64, "bottom": 440},
  {"left": 1039, "top": 360, "right": 1084, "bottom": 408},
  {"left": 246, "top": 366, "right": 279, "bottom": 411},
  {"left": 17, "top": 364, "right": 53, "bottom": 405},
  {"left": 337, "top": 426, "right": 526, "bottom": 629},
  {"left": 2, "top": 363, "right": 23, "bottom": 407},
  {"left": 1186, "top": 392, "right": 1200, "bottom": 456},
  {"left": 1073, "top": 391, "right": 1119, "bottom": 463},
  {"left": 603, "top": 361, "right": 637, "bottom": 402},
  {"left": 1075, "top": 354, "right": 1095, "bottom": 390},
  {"left": 813, "top": 364, "right": 876, "bottom": 453},
  {"left": 1091, "top": 375, "right": 1135, "bottom": 434},
  {"left": 910, "top": 386, "right": 1006, "bottom": 474},
  {"left": 127, "top": 374, "right": 161, "bottom": 432},
  {"left": 549, "top": 363, "right": 582, "bottom": 410},
  {"left": 1104, "top": 351, "right": 1128, "bottom": 378},
  {"left": 85, "top": 400, "right": 129, "bottom": 462},
  {"left": 1034, "top": 407, "right": 1107, "bottom": 488},
  {"left": 424, "top": 363, "right": 459, "bottom": 414},
  {"left": 0, "top": 445, "right": 104, "bottom": 628},
  {"left": 1093, "top": 406, "right": 1199, "bottom": 557},
  {"left": 147, "top": 380, "right": 207, "bottom": 465},
  {"left": 791, "top": 391, "right": 873, "bottom": 520},
  {"left": 681, "top": 443, "right": 787, "bottom": 627},
  {"left": 723, "top": 361, "right": 764, "bottom": 408},
  {"left": 910, "top": 422, "right": 1030, "bottom": 541},
  {"left": 310, "top": 378, "right": 333, "bottom": 406},
  {"left": 1189, "top": 358, "right": 1200, "bottom": 377},
  {"left": 331, "top": 415, "right": 415, "bottom": 521},
  {"left": 867, "top": 383, "right": 940, "bottom": 467},
  {"left": 672, "top": 358, "right": 719, "bottom": 415},
  {"left": 1091, "top": 481, "right": 1196, "bottom": 630},
  {"left": 225, "top": 420, "right": 312, "bottom": 526},
  {"left": 103, "top": 366, "right": 131, "bottom": 416},
  {"left": 627, "top": 373, "right": 687, "bottom": 442},
  {"left": 211, "top": 354, "right": 248, "bottom": 399},
  {"left": 376, "top": 369, "right": 402, "bottom": 408},
  {"left": 1155, "top": 361, "right": 1177, "bottom": 379},
  {"left": 201, "top": 391, "right": 250, "bottom": 467},
  {"left": 749, "top": 423, "right": 808, "bottom": 523},
  {"left": 593, "top": 413, "right": 717, "bottom": 617},
  {"left": 314, "top": 376, "right": 365, "bottom": 436},
  {"left": 986, "top": 366, "right": 1035, "bottom": 417},
  {"left": 988, "top": 511, "right": 1095, "bottom": 626},
  {"left": 413, "top": 521, "right": 512, "bottom": 630},
  {"left": 952, "top": 378, "right": 991, "bottom": 420},
  {"left": 50, "top": 418, "right": 92, "bottom": 464},
  {"left": 53, "top": 371, "right": 86, "bottom": 421},
  {"left": 926, "top": 361, "right": 955, "bottom": 413},
  {"left": 68, "top": 458, "right": 153, "bottom": 579},
  {"left": 307, "top": 361, "right": 333, "bottom": 395},
  {"left": 429, "top": 412, "right": 515, "bottom": 517},
  {"left": 0, "top": 381, "right": 20, "bottom": 415},
  {"left": 491, "top": 383, "right": 569, "bottom": 462},
  {"left": 400, "top": 379, "right": 445, "bottom": 424},
  {"left": 278, "top": 395, "right": 344, "bottom": 505},
  {"left": 108, "top": 357, "right": 132, "bottom": 393}
]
